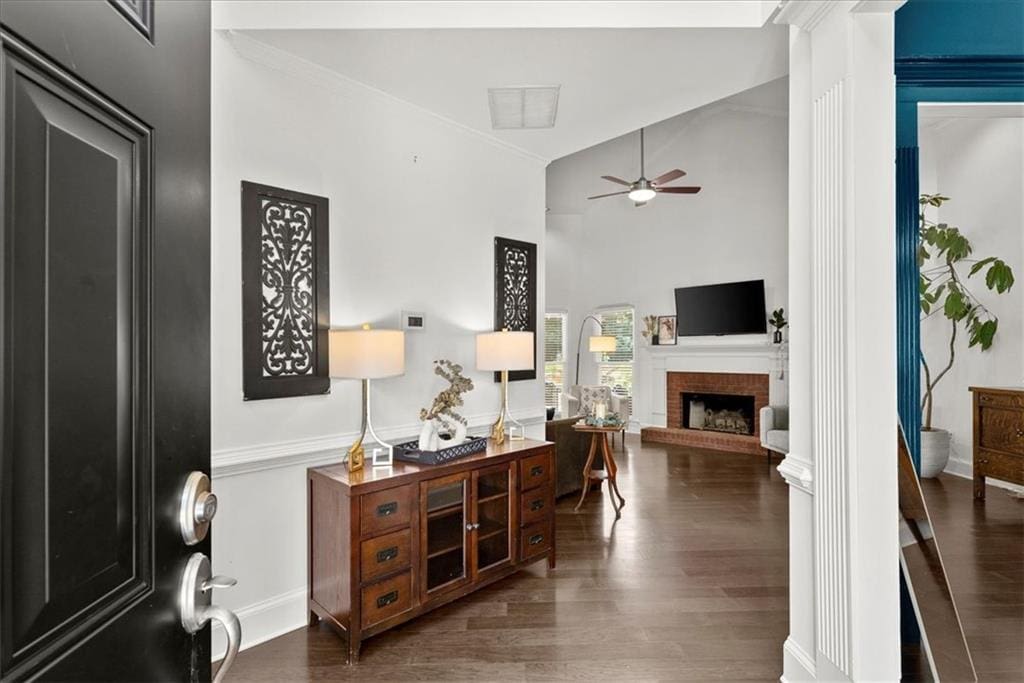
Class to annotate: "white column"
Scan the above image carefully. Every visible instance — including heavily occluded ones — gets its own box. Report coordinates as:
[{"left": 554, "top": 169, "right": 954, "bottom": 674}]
[{"left": 775, "top": 2, "right": 901, "bottom": 681}]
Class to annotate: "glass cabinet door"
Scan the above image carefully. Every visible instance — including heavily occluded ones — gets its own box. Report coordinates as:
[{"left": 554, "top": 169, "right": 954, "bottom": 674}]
[
  {"left": 423, "top": 474, "right": 469, "bottom": 594},
  {"left": 474, "top": 464, "right": 513, "bottom": 574}
]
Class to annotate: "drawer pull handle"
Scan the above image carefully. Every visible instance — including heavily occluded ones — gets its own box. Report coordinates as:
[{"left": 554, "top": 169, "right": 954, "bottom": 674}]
[
  {"left": 529, "top": 533, "right": 544, "bottom": 546},
  {"left": 376, "top": 502, "right": 398, "bottom": 517},
  {"left": 376, "top": 547, "right": 399, "bottom": 563},
  {"left": 376, "top": 590, "right": 399, "bottom": 609},
  {"left": 530, "top": 465, "right": 544, "bottom": 477},
  {"left": 530, "top": 499, "right": 544, "bottom": 512}
]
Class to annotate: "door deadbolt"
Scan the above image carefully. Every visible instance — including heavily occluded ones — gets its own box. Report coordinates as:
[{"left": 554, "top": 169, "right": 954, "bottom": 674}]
[{"left": 180, "top": 471, "right": 217, "bottom": 545}]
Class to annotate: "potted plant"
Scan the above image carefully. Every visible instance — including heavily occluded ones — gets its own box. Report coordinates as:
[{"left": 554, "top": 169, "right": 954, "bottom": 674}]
[
  {"left": 769, "top": 308, "right": 787, "bottom": 344},
  {"left": 918, "top": 194, "right": 1015, "bottom": 477}
]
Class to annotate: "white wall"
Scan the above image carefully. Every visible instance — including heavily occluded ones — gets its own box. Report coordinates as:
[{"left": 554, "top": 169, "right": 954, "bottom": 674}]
[
  {"left": 209, "top": 31, "right": 546, "bottom": 656},
  {"left": 545, "top": 79, "right": 789, "bottom": 425},
  {"left": 919, "top": 116, "right": 1024, "bottom": 482}
]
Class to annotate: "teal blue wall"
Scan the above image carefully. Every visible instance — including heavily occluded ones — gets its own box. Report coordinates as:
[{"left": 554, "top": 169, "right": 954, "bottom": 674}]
[{"left": 896, "top": 0, "right": 1024, "bottom": 60}]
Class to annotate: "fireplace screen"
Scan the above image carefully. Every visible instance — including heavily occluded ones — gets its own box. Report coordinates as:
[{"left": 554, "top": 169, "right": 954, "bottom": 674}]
[{"left": 682, "top": 392, "right": 755, "bottom": 436}]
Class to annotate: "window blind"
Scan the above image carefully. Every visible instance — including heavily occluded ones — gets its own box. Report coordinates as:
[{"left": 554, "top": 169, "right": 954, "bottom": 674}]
[
  {"left": 597, "top": 307, "right": 634, "bottom": 396},
  {"left": 544, "top": 312, "right": 567, "bottom": 409}
]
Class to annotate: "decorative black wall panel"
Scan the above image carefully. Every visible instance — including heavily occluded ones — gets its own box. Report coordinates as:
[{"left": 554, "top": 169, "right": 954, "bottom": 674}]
[
  {"left": 494, "top": 236, "right": 537, "bottom": 382},
  {"left": 242, "top": 182, "right": 330, "bottom": 399}
]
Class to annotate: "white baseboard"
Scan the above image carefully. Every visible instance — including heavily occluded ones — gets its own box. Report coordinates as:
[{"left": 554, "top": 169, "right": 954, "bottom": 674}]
[
  {"left": 212, "top": 587, "right": 307, "bottom": 662},
  {"left": 943, "top": 457, "right": 1024, "bottom": 495},
  {"left": 782, "top": 636, "right": 816, "bottom": 682}
]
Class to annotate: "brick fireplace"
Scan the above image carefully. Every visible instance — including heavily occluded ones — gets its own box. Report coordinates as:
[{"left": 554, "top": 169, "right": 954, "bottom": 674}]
[{"left": 641, "top": 371, "right": 770, "bottom": 455}]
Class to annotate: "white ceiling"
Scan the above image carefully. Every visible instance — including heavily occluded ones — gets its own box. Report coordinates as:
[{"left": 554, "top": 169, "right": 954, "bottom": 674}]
[{"left": 237, "top": 26, "right": 789, "bottom": 161}]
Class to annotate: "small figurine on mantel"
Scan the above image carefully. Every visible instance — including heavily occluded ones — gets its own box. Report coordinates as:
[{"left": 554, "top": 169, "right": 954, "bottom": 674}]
[{"left": 418, "top": 360, "right": 474, "bottom": 451}]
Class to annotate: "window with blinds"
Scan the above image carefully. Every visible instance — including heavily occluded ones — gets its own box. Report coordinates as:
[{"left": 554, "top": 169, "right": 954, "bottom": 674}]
[
  {"left": 597, "top": 307, "right": 634, "bottom": 396},
  {"left": 544, "top": 312, "right": 567, "bottom": 409}
]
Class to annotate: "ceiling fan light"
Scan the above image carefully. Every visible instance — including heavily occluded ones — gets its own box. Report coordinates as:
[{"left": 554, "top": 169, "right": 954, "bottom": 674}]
[{"left": 628, "top": 188, "right": 656, "bottom": 203}]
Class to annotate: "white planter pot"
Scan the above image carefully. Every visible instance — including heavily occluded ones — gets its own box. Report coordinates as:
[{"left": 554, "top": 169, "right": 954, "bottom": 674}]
[{"left": 919, "top": 428, "right": 951, "bottom": 478}]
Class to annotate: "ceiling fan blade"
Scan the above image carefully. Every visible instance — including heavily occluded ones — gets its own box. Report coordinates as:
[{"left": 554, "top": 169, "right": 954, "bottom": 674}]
[
  {"left": 656, "top": 186, "right": 702, "bottom": 194},
  {"left": 587, "top": 190, "right": 631, "bottom": 200},
  {"left": 601, "top": 175, "right": 632, "bottom": 186},
  {"left": 651, "top": 169, "right": 686, "bottom": 186}
]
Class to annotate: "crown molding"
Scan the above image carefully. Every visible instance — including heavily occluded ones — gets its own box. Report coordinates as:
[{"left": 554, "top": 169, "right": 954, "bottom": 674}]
[
  {"left": 221, "top": 30, "right": 549, "bottom": 166},
  {"left": 774, "top": 0, "right": 840, "bottom": 31},
  {"left": 212, "top": 408, "right": 547, "bottom": 478}
]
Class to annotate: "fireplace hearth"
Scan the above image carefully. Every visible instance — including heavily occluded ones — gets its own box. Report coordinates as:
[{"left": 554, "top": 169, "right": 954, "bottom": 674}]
[
  {"left": 682, "top": 392, "right": 755, "bottom": 436},
  {"left": 641, "top": 371, "right": 769, "bottom": 455}
]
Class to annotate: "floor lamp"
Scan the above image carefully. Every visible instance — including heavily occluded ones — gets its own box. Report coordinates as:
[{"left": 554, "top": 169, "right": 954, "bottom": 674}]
[
  {"left": 575, "top": 315, "right": 616, "bottom": 385},
  {"left": 329, "top": 325, "right": 405, "bottom": 472}
]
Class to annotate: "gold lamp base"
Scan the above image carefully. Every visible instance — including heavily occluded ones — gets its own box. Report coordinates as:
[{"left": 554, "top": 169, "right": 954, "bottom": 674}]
[
  {"left": 347, "top": 439, "right": 365, "bottom": 473},
  {"left": 490, "top": 369, "right": 525, "bottom": 445}
]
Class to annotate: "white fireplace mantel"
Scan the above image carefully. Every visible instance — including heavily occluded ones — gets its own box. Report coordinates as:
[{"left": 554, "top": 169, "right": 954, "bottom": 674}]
[{"left": 637, "top": 340, "right": 789, "bottom": 428}]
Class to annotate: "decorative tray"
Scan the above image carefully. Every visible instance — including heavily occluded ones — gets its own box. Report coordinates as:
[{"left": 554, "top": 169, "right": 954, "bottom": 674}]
[{"left": 393, "top": 436, "right": 488, "bottom": 466}]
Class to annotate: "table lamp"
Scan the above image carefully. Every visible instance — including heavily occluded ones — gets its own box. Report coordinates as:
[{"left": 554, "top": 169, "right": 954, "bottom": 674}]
[
  {"left": 330, "top": 324, "right": 405, "bottom": 471},
  {"left": 476, "top": 330, "right": 534, "bottom": 445}
]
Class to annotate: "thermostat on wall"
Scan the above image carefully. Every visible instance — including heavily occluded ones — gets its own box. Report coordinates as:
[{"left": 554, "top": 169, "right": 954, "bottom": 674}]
[{"left": 402, "top": 311, "right": 425, "bottom": 331}]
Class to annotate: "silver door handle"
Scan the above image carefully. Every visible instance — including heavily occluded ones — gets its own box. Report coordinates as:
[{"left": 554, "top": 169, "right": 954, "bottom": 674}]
[{"left": 180, "top": 553, "right": 241, "bottom": 683}]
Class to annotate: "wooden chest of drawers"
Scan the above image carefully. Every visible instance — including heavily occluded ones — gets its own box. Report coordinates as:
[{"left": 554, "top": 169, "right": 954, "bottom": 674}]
[
  {"left": 308, "top": 438, "right": 556, "bottom": 662},
  {"left": 970, "top": 386, "right": 1024, "bottom": 499}
]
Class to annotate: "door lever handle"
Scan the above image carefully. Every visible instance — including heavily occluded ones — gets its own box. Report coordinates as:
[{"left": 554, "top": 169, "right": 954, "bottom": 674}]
[
  {"left": 202, "top": 575, "right": 237, "bottom": 592},
  {"left": 180, "top": 553, "right": 242, "bottom": 683}
]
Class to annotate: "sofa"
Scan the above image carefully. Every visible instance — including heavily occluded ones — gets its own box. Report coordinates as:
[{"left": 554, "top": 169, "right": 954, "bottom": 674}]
[
  {"left": 545, "top": 417, "right": 603, "bottom": 498},
  {"left": 760, "top": 405, "right": 790, "bottom": 459}
]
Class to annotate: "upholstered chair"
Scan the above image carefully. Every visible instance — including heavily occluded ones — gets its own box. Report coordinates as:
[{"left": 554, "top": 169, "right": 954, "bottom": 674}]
[
  {"left": 759, "top": 405, "right": 790, "bottom": 459},
  {"left": 560, "top": 384, "right": 632, "bottom": 450}
]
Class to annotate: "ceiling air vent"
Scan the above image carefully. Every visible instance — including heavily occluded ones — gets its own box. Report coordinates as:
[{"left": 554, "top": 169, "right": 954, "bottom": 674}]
[{"left": 487, "top": 86, "right": 560, "bottom": 130}]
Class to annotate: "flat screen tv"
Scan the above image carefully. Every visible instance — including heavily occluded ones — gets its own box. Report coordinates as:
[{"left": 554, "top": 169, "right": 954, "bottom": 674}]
[{"left": 674, "top": 279, "right": 767, "bottom": 337}]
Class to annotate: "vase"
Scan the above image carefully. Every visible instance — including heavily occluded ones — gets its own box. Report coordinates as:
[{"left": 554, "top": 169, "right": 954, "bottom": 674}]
[
  {"left": 418, "top": 420, "right": 440, "bottom": 451},
  {"left": 773, "top": 329, "right": 783, "bottom": 344},
  {"left": 438, "top": 415, "right": 467, "bottom": 447},
  {"left": 919, "top": 428, "right": 951, "bottom": 478},
  {"left": 652, "top": 334, "right": 659, "bottom": 346}
]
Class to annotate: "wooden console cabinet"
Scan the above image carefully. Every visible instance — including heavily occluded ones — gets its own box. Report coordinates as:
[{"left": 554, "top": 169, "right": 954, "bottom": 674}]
[
  {"left": 308, "top": 438, "right": 556, "bottom": 661},
  {"left": 970, "top": 386, "right": 1024, "bottom": 499}
]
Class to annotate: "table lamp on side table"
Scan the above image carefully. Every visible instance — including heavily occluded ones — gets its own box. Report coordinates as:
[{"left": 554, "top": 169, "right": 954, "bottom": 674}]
[
  {"left": 329, "top": 325, "right": 405, "bottom": 472},
  {"left": 476, "top": 329, "right": 534, "bottom": 445}
]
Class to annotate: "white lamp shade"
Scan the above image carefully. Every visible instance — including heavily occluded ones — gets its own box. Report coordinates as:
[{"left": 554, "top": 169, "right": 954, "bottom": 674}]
[
  {"left": 588, "top": 335, "right": 617, "bottom": 353},
  {"left": 329, "top": 328, "right": 405, "bottom": 379},
  {"left": 476, "top": 330, "right": 535, "bottom": 371}
]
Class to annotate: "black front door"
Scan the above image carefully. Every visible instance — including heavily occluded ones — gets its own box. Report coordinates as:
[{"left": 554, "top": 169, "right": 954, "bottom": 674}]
[{"left": 0, "top": 1, "right": 211, "bottom": 680}]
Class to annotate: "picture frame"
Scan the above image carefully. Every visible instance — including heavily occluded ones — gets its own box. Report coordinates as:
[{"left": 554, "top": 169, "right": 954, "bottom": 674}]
[
  {"left": 241, "top": 181, "right": 330, "bottom": 400},
  {"left": 657, "top": 315, "right": 677, "bottom": 345}
]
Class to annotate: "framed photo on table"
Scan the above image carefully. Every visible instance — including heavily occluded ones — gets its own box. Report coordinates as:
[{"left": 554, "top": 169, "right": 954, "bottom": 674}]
[{"left": 657, "top": 315, "right": 677, "bottom": 345}]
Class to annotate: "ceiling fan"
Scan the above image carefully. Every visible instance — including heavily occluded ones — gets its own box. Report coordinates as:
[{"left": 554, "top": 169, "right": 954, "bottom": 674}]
[{"left": 587, "top": 128, "right": 701, "bottom": 206}]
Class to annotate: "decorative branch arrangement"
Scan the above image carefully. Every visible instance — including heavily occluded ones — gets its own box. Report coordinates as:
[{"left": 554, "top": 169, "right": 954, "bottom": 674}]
[
  {"left": 918, "top": 193, "right": 1015, "bottom": 430},
  {"left": 419, "top": 360, "right": 474, "bottom": 426},
  {"left": 640, "top": 315, "right": 658, "bottom": 342}
]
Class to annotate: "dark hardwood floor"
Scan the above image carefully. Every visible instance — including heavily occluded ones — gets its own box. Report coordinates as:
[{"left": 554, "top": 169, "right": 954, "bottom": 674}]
[
  {"left": 225, "top": 437, "right": 790, "bottom": 681},
  {"left": 917, "top": 475, "right": 1024, "bottom": 682}
]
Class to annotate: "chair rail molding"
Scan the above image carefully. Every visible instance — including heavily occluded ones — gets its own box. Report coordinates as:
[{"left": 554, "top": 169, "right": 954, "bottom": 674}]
[
  {"left": 776, "top": 1, "right": 901, "bottom": 680},
  {"left": 212, "top": 409, "right": 546, "bottom": 478}
]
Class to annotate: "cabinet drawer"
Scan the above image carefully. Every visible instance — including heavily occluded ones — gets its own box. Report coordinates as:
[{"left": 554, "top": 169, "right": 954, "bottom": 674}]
[
  {"left": 519, "top": 451, "right": 552, "bottom": 491},
  {"left": 520, "top": 486, "right": 552, "bottom": 527},
  {"left": 360, "top": 528, "right": 411, "bottom": 584},
  {"left": 976, "top": 449, "right": 1024, "bottom": 485},
  {"left": 979, "top": 407, "right": 1024, "bottom": 456},
  {"left": 360, "top": 484, "right": 414, "bottom": 537},
  {"left": 361, "top": 570, "right": 413, "bottom": 629},
  {"left": 977, "top": 391, "right": 1024, "bottom": 410},
  {"left": 520, "top": 518, "right": 553, "bottom": 562}
]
